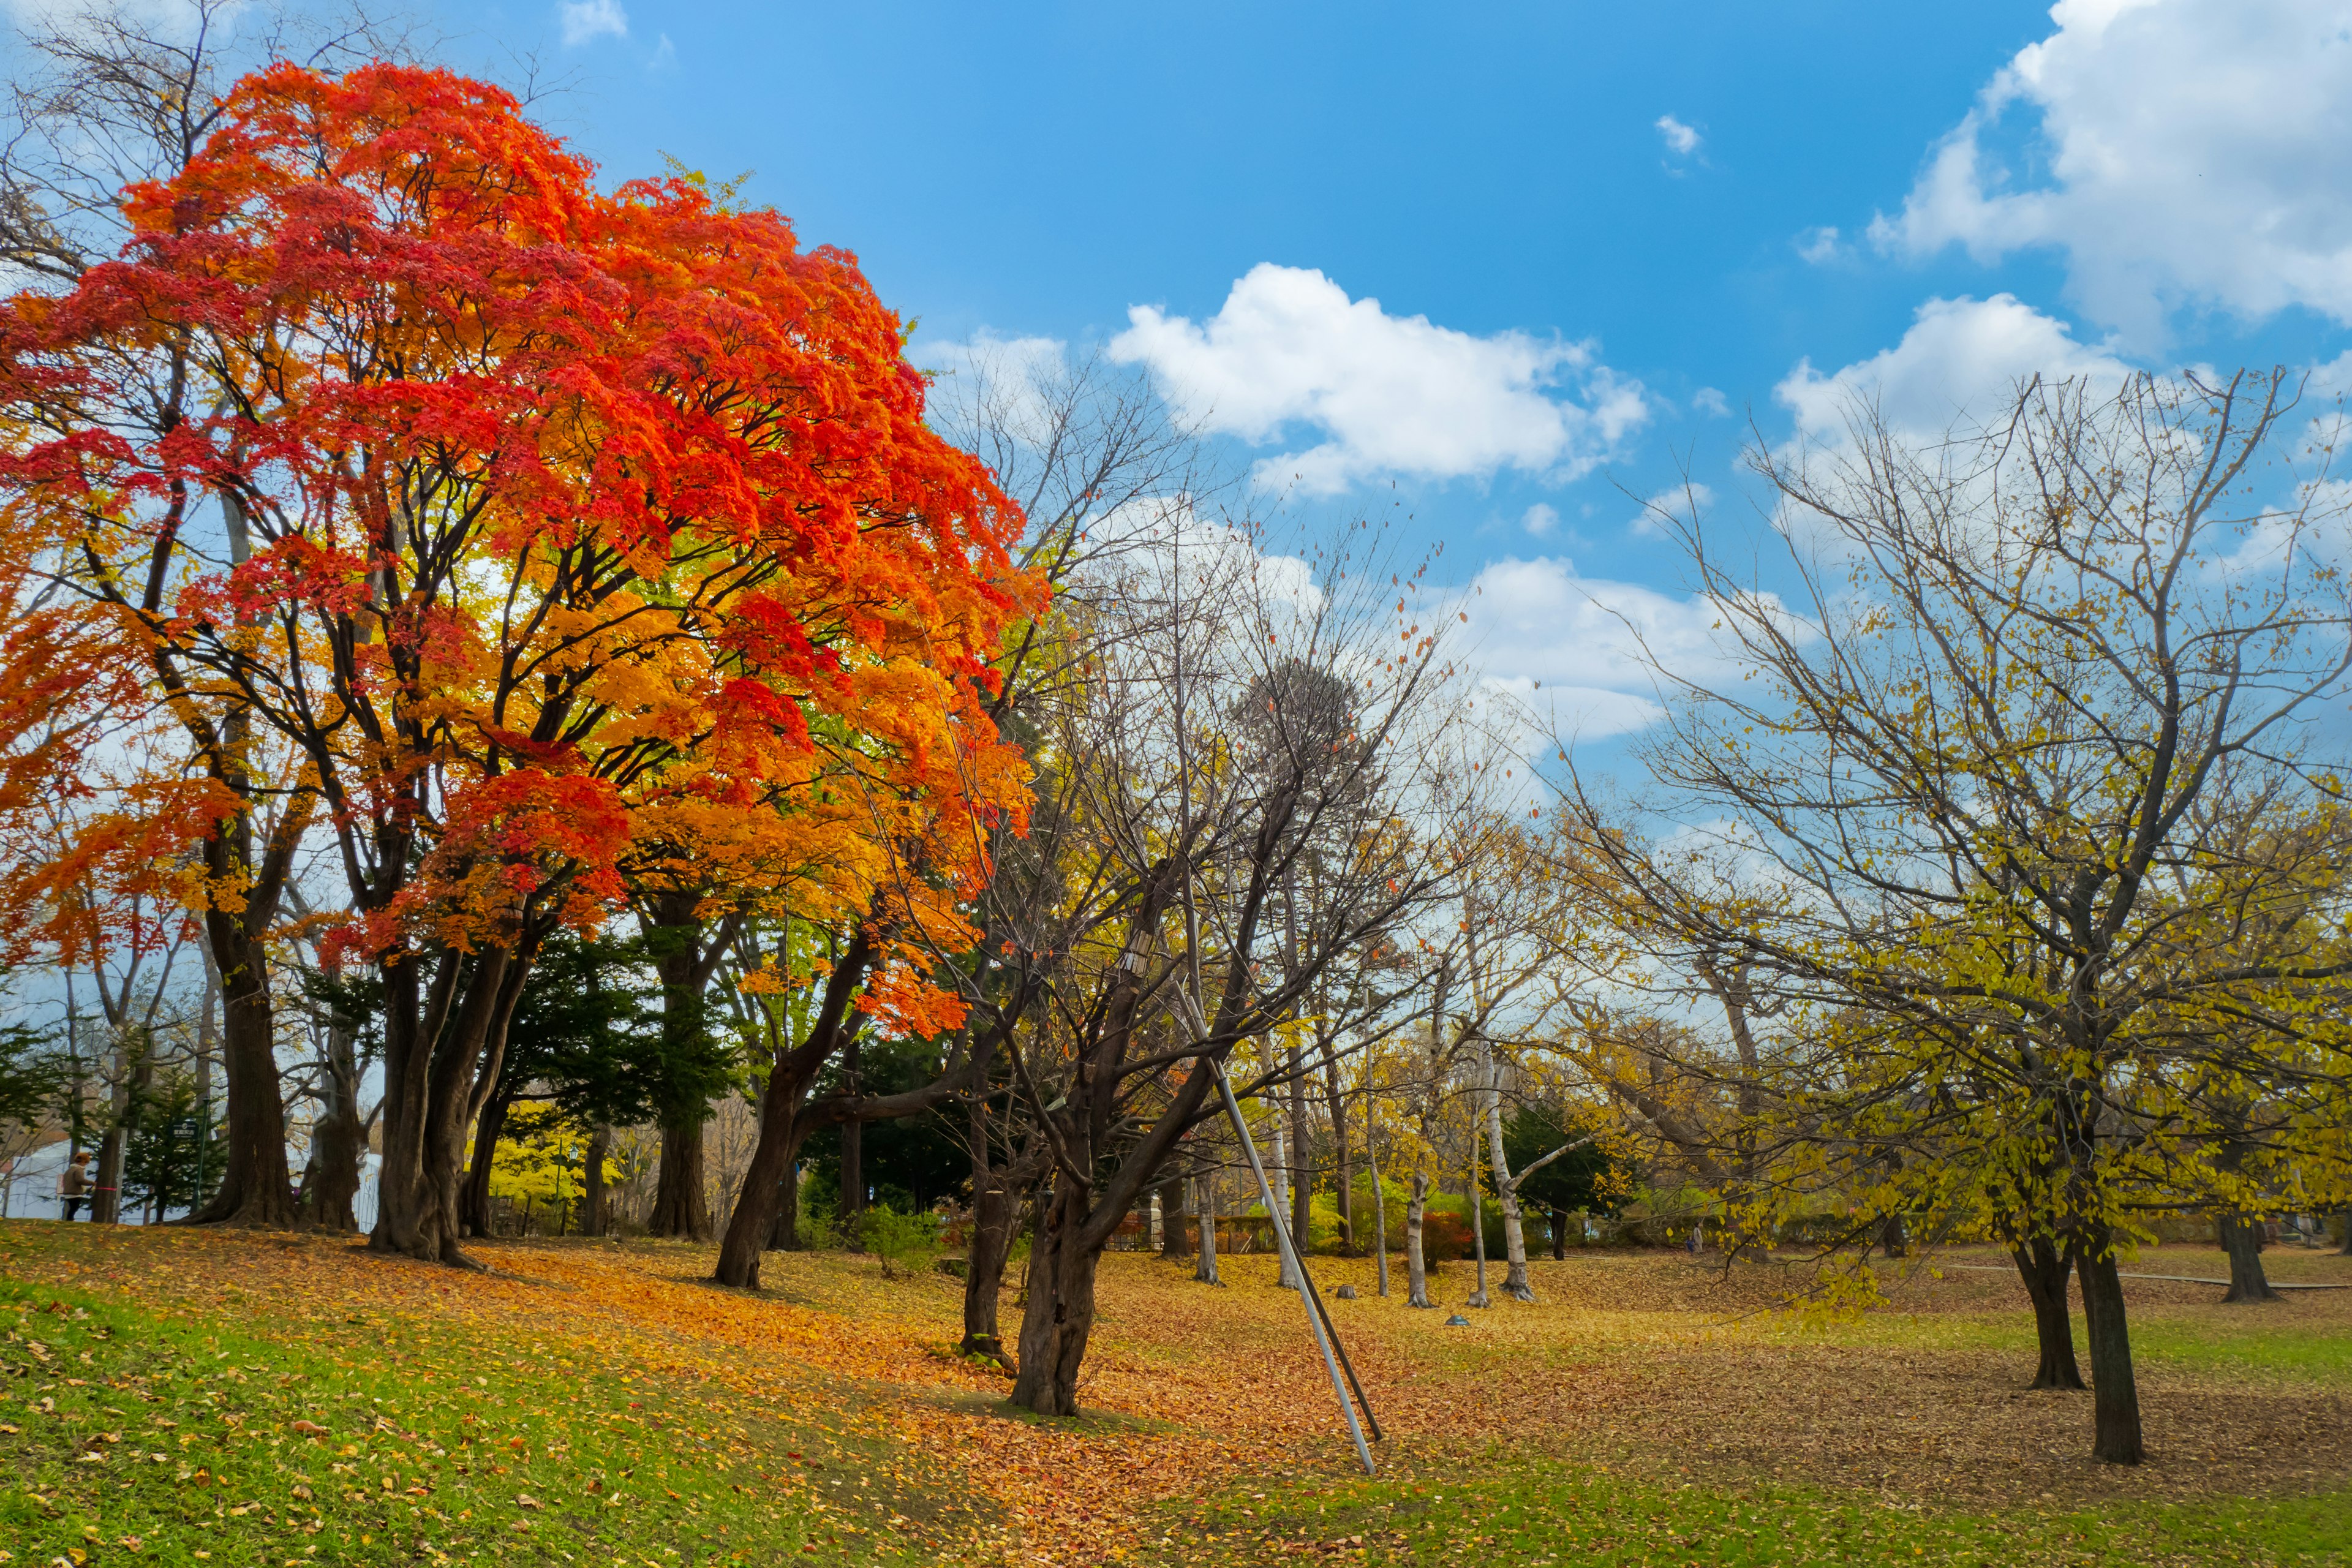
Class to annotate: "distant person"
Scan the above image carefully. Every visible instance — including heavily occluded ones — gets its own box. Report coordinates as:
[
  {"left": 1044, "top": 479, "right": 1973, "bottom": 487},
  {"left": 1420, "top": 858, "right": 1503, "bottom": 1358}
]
[{"left": 58, "top": 1151, "right": 92, "bottom": 1221}]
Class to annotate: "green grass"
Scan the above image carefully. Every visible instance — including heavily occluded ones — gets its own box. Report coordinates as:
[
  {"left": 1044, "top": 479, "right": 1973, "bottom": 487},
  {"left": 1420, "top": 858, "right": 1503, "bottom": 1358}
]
[
  {"left": 0, "top": 1277, "right": 937, "bottom": 1566},
  {"left": 1153, "top": 1461, "right": 2352, "bottom": 1567}
]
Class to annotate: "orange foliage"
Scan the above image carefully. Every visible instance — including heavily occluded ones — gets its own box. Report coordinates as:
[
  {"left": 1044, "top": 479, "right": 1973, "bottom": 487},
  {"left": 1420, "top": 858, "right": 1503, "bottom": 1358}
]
[{"left": 0, "top": 62, "right": 1036, "bottom": 992}]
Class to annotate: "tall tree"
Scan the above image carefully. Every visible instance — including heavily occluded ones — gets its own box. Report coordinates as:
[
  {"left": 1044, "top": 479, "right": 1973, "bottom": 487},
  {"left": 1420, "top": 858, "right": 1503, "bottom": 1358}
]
[{"left": 0, "top": 62, "right": 1030, "bottom": 1265}]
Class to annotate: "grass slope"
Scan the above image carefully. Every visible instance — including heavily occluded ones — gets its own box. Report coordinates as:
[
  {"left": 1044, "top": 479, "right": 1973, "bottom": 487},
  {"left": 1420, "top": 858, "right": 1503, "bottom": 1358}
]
[{"left": 0, "top": 1275, "right": 930, "bottom": 1566}]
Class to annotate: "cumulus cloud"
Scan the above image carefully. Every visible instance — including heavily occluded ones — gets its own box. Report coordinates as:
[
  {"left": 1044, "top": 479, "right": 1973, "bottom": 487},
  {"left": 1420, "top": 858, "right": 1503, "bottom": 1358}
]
[
  {"left": 1776, "top": 293, "right": 2131, "bottom": 443},
  {"left": 559, "top": 0, "right": 627, "bottom": 46},
  {"left": 1521, "top": 503, "right": 1560, "bottom": 538},
  {"left": 1655, "top": 114, "right": 1703, "bottom": 157},
  {"left": 1461, "top": 555, "right": 1789, "bottom": 741},
  {"left": 1871, "top": 0, "right": 2352, "bottom": 339},
  {"left": 1691, "top": 386, "right": 1731, "bottom": 418},
  {"left": 1109, "top": 264, "right": 1646, "bottom": 494}
]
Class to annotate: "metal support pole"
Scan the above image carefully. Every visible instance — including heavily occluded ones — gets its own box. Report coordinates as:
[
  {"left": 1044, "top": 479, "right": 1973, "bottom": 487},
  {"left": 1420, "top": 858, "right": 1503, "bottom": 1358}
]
[{"left": 1212, "top": 1057, "right": 1377, "bottom": 1474}]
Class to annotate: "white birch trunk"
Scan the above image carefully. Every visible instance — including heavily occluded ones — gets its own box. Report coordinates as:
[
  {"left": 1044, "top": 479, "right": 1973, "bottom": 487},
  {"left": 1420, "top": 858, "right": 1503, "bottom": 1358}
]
[
  {"left": 1405, "top": 1166, "right": 1433, "bottom": 1308},
  {"left": 1193, "top": 1173, "right": 1220, "bottom": 1284},
  {"left": 1485, "top": 1064, "right": 1535, "bottom": 1301}
]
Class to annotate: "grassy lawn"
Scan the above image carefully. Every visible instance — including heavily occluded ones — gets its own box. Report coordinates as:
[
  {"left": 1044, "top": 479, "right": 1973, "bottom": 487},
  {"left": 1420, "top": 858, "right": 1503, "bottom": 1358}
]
[
  {"left": 2, "top": 1224, "right": 2346, "bottom": 1566},
  {"left": 0, "top": 1275, "right": 934, "bottom": 1567},
  {"left": 1152, "top": 1462, "right": 2352, "bottom": 1567}
]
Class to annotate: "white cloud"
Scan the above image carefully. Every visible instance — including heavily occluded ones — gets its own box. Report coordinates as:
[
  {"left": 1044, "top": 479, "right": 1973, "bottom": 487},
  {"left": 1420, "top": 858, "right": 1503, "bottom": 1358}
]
[
  {"left": 1630, "top": 481, "right": 1714, "bottom": 538},
  {"left": 1776, "top": 293, "right": 2131, "bottom": 444},
  {"left": 1871, "top": 0, "right": 2352, "bottom": 339},
  {"left": 1795, "top": 226, "right": 1842, "bottom": 265},
  {"left": 1521, "top": 503, "right": 1559, "bottom": 537},
  {"left": 1461, "top": 555, "right": 1785, "bottom": 741},
  {"left": 1655, "top": 114, "right": 1703, "bottom": 157},
  {"left": 1109, "top": 263, "right": 1646, "bottom": 495},
  {"left": 559, "top": 0, "right": 627, "bottom": 46},
  {"left": 1691, "top": 386, "right": 1731, "bottom": 418},
  {"left": 648, "top": 31, "right": 677, "bottom": 70}
]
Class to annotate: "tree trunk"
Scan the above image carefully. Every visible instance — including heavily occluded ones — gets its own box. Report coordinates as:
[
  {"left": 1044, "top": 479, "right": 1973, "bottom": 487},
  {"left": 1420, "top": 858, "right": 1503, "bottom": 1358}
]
[
  {"left": 461, "top": 1093, "right": 510, "bottom": 1238},
  {"left": 1466, "top": 1154, "right": 1491, "bottom": 1308},
  {"left": 2220, "top": 1212, "right": 2283, "bottom": 1303},
  {"left": 1008, "top": 1177, "right": 1102, "bottom": 1416},
  {"left": 1368, "top": 1106, "right": 1389, "bottom": 1295},
  {"left": 2073, "top": 1240, "right": 2145, "bottom": 1464},
  {"left": 1288, "top": 1049, "right": 1311, "bottom": 1262},
  {"left": 1157, "top": 1174, "right": 1192, "bottom": 1257},
  {"left": 962, "top": 1165, "right": 1024, "bottom": 1361},
  {"left": 840, "top": 1108, "right": 864, "bottom": 1248},
  {"left": 187, "top": 914, "right": 298, "bottom": 1227},
  {"left": 1268, "top": 1107, "right": 1300, "bottom": 1288},
  {"left": 2339, "top": 1207, "right": 2352, "bottom": 1256},
  {"left": 580, "top": 1125, "right": 609, "bottom": 1237},
  {"left": 1193, "top": 1172, "right": 1220, "bottom": 1284},
  {"left": 1484, "top": 1079, "right": 1534, "bottom": 1301},
  {"left": 648, "top": 1112, "right": 712, "bottom": 1240},
  {"left": 298, "top": 1009, "right": 364, "bottom": 1233},
  {"left": 767, "top": 1161, "right": 801, "bottom": 1250},
  {"left": 371, "top": 949, "right": 528, "bottom": 1268},
  {"left": 714, "top": 929, "right": 876, "bottom": 1289},
  {"left": 1550, "top": 1205, "right": 1567, "bottom": 1261},
  {"left": 1323, "top": 1049, "right": 1353, "bottom": 1253},
  {"left": 2011, "top": 1235, "right": 2086, "bottom": 1390},
  {"left": 1405, "top": 1167, "right": 1433, "bottom": 1308}
]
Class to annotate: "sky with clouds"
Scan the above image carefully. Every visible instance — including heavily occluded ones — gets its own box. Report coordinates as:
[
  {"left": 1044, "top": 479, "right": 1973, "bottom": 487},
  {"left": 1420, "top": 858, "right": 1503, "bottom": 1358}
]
[{"left": 435, "top": 0, "right": 2352, "bottom": 756}]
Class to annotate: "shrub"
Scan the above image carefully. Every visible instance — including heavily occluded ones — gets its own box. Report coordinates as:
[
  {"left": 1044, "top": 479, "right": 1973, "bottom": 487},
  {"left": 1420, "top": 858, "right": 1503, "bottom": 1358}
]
[{"left": 859, "top": 1203, "right": 944, "bottom": 1280}]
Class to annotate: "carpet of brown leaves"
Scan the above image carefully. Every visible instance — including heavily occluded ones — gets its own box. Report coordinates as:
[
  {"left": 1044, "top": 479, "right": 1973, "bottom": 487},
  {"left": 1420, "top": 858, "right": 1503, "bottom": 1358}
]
[{"left": 6, "top": 1224, "right": 2348, "bottom": 1563}]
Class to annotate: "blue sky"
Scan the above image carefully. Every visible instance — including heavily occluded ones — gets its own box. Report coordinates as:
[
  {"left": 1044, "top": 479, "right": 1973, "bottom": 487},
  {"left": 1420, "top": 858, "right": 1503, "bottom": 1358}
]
[{"left": 435, "top": 0, "right": 2352, "bottom": 745}]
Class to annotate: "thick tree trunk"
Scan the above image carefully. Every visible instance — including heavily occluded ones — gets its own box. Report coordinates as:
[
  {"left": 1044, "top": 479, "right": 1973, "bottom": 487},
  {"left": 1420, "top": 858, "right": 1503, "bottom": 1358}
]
[
  {"left": 962, "top": 1169, "right": 1024, "bottom": 1362},
  {"left": 2073, "top": 1240, "right": 2145, "bottom": 1464},
  {"left": 188, "top": 914, "right": 298, "bottom": 1227},
  {"left": 2339, "top": 1208, "right": 2352, "bottom": 1256},
  {"left": 1193, "top": 1173, "right": 1220, "bottom": 1284},
  {"left": 767, "top": 1161, "right": 801, "bottom": 1250},
  {"left": 1405, "top": 1167, "right": 1433, "bottom": 1308},
  {"left": 1157, "top": 1174, "right": 1192, "bottom": 1257},
  {"left": 2220, "top": 1212, "right": 2283, "bottom": 1303},
  {"left": 461, "top": 1093, "right": 510, "bottom": 1238},
  {"left": 1009, "top": 1178, "right": 1104, "bottom": 1417},
  {"left": 372, "top": 950, "right": 527, "bottom": 1268},
  {"left": 580, "top": 1125, "right": 609, "bottom": 1237},
  {"left": 2011, "top": 1236, "right": 2086, "bottom": 1390},
  {"left": 648, "top": 1112, "right": 712, "bottom": 1240}
]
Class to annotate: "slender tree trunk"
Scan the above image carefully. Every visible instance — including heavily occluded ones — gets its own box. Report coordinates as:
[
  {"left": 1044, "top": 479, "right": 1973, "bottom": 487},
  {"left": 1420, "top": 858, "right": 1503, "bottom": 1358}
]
[
  {"left": 299, "top": 1012, "right": 363, "bottom": 1232},
  {"left": 1323, "top": 1049, "right": 1354, "bottom": 1253},
  {"left": 1268, "top": 1106, "right": 1300, "bottom": 1287},
  {"left": 1288, "top": 1047, "right": 1311, "bottom": 1261},
  {"left": 90, "top": 1068, "right": 128, "bottom": 1227},
  {"left": 1484, "top": 1076, "right": 1534, "bottom": 1301},
  {"left": 1550, "top": 1205, "right": 1567, "bottom": 1261},
  {"left": 2220, "top": 1213, "right": 2283, "bottom": 1303},
  {"left": 2011, "top": 1236, "right": 2086, "bottom": 1390},
  {"left": 580, "top": 1125, "right": 609, "bottom": 1237},
  {"left": 1193, "top": 1172, "right": 1220, "bottom": 1284},
  {"left": 2073, "top": 1237, "right": 2146, "bottom": 1464},
  {"left": 461, "top": 1093, "right": 510, "bottom": 1238},
  {"left": 1406, "top": 1167, "right": 1433, "bottom": 1308},
  {"left": 1467, "top": 1152, "right": 1491, "bottom": 1307},
  {"left": 1009, "top": 1175, "right": 1107, "bottom": 1416},
  {"left": 1368, "top": 1102, "right": 1389, "bottom": 1295},
  {"left": 714, "top": 929, "right": 876, "bottom": 1289}
]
